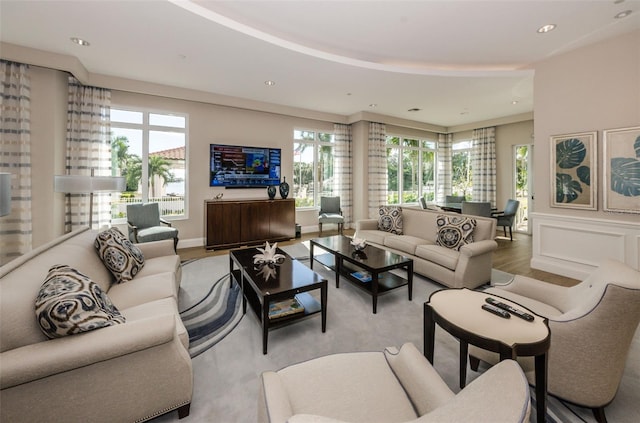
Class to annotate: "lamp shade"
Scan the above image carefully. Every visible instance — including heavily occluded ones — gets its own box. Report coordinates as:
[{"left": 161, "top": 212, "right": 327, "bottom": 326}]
[
  {"left": 0, "top": 172, "right": 11, "bottom": 217},
  {"left": 54, "top": 175, "right": 125, "bottom": 193}
]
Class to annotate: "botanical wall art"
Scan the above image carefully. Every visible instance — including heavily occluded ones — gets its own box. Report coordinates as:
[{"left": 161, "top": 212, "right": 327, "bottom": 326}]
[
  {"left": 550, "top": 131, "right": 597, "bottom": 210},
  {"left": 603, "top": 126, "right": 640, "bottom": 214}
]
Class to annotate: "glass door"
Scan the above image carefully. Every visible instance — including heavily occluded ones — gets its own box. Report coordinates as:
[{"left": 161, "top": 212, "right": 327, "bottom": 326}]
[{"left": 514, "top": 144, "right": 533, "bottom": 234}]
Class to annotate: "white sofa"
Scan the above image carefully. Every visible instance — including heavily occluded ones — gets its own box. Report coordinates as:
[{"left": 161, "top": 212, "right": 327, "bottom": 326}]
[
  {"left": 356, "top": 207, "right": 498, "bottom": 289},
  {"left": 258, "top": 342, "right": 531, "bottom": 423},
  {"left": 0, "top": 228, "right": 192, "bottom": 422}
]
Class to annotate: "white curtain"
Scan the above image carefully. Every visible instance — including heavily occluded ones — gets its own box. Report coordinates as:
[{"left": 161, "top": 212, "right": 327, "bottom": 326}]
[
  {"left": 436, "top": 133, "right": 453, "bottom": 203},
  {"left": 0, "top": 60, "right": 32, "bottom": 265},
  {"left": 368, "top": 122, "right": 387, "bottom": 218},
  {"left": 333, "top": 123, "right": 352, "bottom": 227},
  {"left": 472, "top": 127, "right": 497, "bottom": 207},
  {"left": 65, "top": 77, "right": 112, "bottom": 232}
]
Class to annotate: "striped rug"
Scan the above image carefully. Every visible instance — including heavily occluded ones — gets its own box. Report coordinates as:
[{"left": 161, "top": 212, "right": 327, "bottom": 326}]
[{"left": 178, "top": 256, "right": 242, "bottom": 357}]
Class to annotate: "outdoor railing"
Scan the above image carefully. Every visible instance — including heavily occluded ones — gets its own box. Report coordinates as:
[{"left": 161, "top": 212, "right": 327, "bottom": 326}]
[{"left": 111, "top": 195, "right": 185, "bottom": 219}]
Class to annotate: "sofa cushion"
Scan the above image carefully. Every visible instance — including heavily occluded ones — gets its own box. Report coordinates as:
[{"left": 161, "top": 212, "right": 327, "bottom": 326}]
[
  {"left": 435, "top": 215, "right": 476, "bottom": 251},
  {"left": 384, "top": 235, "right": 429, "bottom": 256},
  {"left": 107, "top": 272, "right": 177, "bottom": 309},
  {"left": 35, "top": 264, "right": 125, "bottom": 339},
  {"left": 378, "top": 206, "right": 403, "bottom": 234},
  {"left": 95, "top": 227, "right": 145, "bottom": 284},
  {"left": 415, "top": 244, "right": 460, "bottom": 270}
]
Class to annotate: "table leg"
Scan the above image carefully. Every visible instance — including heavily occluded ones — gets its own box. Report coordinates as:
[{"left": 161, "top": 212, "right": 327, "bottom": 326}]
[
  {"left": 335, "top": 255, "right": 341, "bottom": 288},
  {"left": 229, "top": 256, "right": 234, "bottom": 289},
  {"left": 262, "top": 299, "right": 269, "bottom": 355},
  {"left": 309, "top": 243, "right": 314, "bottom": 270},
  {"left": 407, "top": 261, "right": 413, "bottom": 301},
  {"left": 459, "top": 341, "right": 468, "bottom": 389},
  {"left": 321, "top": 281, "right": 327, "bottom": 332},
  {"left": 535, "top": 352, "right": 548, "bottom": 423},
  {"left": 241, "top": 272, "right": 247, "bottom": 314},
  {"left": 423, "top": 303, "right": 435, "bottom": 363},
  {"left": 372, "top": 271, "right": 379, "bottom": 314}
]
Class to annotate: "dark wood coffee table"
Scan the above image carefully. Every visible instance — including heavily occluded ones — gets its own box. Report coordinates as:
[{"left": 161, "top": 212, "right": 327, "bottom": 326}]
[
  {"left": 230, "top": 247, "right": 327, "bottom": 354},
  {"left": 309, "top": 235, "right": 413, "bottom": 314}
]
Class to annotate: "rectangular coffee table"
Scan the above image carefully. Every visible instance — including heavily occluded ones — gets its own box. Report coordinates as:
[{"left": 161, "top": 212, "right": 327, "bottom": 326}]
[
  {"left": 309, "top": 235, "right": 413, "bottom": 314},
  {"left": 229, "top": 247, "right": 327, "bottom": 354}
]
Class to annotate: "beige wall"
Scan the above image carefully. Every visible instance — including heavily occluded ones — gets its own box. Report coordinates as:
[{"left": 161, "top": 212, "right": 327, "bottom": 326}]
[{"left": 533, "top": 29, "right": 640, "bottom": 221}]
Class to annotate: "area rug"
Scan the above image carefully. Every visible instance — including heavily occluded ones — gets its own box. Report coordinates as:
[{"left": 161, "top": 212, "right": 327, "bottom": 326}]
[{"left": 165, "top": 243, "right": 638, "bottom": 423}]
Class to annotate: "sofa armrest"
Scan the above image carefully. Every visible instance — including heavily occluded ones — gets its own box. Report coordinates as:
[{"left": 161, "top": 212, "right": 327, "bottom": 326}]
[
  {"left": 417, "top": 360, "right": 530, "bottom": 423},
  {"left": 287, "top": 361, "right": 530, "bottom": 423},
  {"left": 355, "top": 219, "right": 378, "bottom": 231},
  {"left": 259, "top": 371, "right": 294, "bottom": 423},
  {"left": 459, "top": 239, "right": 497, "bottom": 257},
  {"left": 496, "top": 274, "right": 571, "bottom": 311},
  {"left": 1, "top": 314, "right": 176, "bottom": 389},
  {"left": 136, "top": 239, "right": 176, "bottom": 259}
]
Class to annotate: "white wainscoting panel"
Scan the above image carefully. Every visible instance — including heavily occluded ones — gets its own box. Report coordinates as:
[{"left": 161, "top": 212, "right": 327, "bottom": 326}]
[{"left": 531, "top": 212, "right": 640, "bottom": 280}]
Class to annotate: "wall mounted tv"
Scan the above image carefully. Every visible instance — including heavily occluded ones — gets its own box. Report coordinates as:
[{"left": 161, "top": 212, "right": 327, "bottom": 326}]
[{"left": 209, "top": 143, "right": 281, "bottom": 188}]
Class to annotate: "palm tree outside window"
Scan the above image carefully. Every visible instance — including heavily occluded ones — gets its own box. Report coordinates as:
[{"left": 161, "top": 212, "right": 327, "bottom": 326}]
[{"left": 110, "top": 108, "right": 187, "bottom": 220}]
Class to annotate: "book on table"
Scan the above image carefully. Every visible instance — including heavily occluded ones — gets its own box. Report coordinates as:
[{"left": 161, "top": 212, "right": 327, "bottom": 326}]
[
  {"left": 269, "top": 296, "right": 305, "bottom": 319},
  {"left": 351, "top": 271, "right": 372, "bottom": 282}
]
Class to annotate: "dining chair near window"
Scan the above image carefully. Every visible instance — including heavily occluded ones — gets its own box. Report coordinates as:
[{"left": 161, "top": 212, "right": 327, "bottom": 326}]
[
  {"left": 127, "top": 202, "right": 179, "bottom": 251},
  {"left": 492, "top": 199, "right": 520, "bottom": 241},
  {"left": 419, "top": 197, "right": 428, "bottom": 209},
  {"left": 318, "top": 196, "right": 344, "bottom": 236},
  {"left": 461, "top": 201, "right": 492, "bottom": 217},
  {"left": 445, "top": 195, "right": 466, "bottom": 204}
]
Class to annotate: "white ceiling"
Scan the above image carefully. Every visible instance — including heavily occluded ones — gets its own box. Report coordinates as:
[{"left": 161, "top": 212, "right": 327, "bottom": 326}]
[{"left": 1, "top": 0, "right": 639, "bottom": 127}]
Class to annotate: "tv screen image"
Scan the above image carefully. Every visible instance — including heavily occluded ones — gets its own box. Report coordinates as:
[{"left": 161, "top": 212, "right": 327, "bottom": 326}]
[{"left": 210, "top": 144, "right": 281, "bottom": 187}]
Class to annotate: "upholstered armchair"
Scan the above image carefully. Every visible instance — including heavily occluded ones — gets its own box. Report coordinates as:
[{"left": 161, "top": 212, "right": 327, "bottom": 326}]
[
  {"left": 259, "top": 343, "right": 531, "bottom": 423},
  {"left": 492, "top": 199, "right": 519, "bottom": 240},
  {"left": 127, "top": 203, "right": 179, "bottom": 251},
  {"left": 468, "top": 258, "right": 640, "bottom": 423},
  {"left": 318, "top": 196, "right": 344, "bottom": 236}
]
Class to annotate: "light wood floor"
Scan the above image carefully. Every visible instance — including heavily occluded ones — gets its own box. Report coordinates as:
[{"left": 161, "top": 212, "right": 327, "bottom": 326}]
[{"left": 179, "top": 229, "right": 580, "bottom": 287}]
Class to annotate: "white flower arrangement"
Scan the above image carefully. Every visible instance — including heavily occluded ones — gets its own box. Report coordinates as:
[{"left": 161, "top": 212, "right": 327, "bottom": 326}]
[
  {"left": 253, "top": 241, "right": 286, "bottom": 265},
  {"left": 350, "top": 236, "right": 367, "bottom": 251}
]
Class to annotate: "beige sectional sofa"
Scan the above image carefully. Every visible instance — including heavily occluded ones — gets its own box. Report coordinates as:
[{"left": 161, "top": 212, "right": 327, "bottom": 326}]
[
  {"left": 0, "top": 228, "right": 192, "bottom": 422},
  {"left": 356, "top": 207, "right": 498, "bottom": 289}
]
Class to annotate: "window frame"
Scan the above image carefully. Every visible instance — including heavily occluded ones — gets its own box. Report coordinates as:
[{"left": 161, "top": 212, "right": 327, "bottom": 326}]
[
  {"left": 110, "top": 106, "right": 189, "bottom": 222},
  {"left": 293, "top": 128, "right": 335, "bottom": 210},
  {"left": 451, "top": 139, "right": 473, "bottom": 200},
  {"left": 386, "top": 134, "right": 437, "bottom": 206}
]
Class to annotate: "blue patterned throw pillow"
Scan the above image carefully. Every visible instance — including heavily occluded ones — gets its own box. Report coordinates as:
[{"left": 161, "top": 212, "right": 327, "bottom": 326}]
[
  {"left": 95, "top": 227, "right": 145, "bottom": 283},
  {"left": 435, "top": 215, "right": 477, "bottom": 250},
  {"left": 35, "top": 264, "right": 125, "bottom": 339},
  {"left": 378, "top": 206, "right": 403, "bottom": 234}
]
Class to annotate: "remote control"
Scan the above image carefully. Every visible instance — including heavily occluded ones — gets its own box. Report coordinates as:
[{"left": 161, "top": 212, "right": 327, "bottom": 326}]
[
  {"left": 485, "top": 297, "right": 535, "bottom": 322},
  {"left": 481, "top": 304, "right": 511, "bottom": 318}
]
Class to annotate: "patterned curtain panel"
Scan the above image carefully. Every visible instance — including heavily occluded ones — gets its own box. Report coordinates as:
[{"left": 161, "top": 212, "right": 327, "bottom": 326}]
[
  {"left": 66, "top": 77, "right": 112, "bottom": 232},
  {"left": 333, "top": 123, "right": 352, "bottom": 227},
  {"left": 436, "top": 133, "right": 453, "bottom": 203},
  {"left": 472, "top": 127, "right": 497, "bottom": 207},
  {"left": 368, "top": 122, "right": 387, "bottom": 218},
  {"left": 0, "top": 60, "right": 32, "bottom": 266}
]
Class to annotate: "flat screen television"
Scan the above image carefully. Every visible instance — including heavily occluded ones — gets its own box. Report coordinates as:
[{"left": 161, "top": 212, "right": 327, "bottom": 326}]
[{"left": 209, "top": 143, "right": 281, "bottom": 188}]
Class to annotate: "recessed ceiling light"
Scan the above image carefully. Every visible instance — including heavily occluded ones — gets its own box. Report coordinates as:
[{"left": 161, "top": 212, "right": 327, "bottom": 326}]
[
  {"left": 511, "top": 100, "right": 519, "bottom": 105},
  {"left": 615, "top": 10, "right": 632, "bottom": 19},
  {"left": 70, "top": 37, "right": 90, "bottom": 46},
  {"left": 264, "top": 80, "right": 275, "bottom": 86},
  {"left": 408, "top": 108, "right": 421, "bottom": 112},
  {"left": 537, "top": 24, "right": 556, "bottom": 34},
  {"left": 369, "top": 103, "right": 377, "bottom": 108}
]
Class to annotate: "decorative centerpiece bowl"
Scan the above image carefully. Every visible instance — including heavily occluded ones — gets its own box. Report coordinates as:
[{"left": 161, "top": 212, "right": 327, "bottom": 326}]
[{"left": 350, "top": 236, "right": 367, "bottom": 251}]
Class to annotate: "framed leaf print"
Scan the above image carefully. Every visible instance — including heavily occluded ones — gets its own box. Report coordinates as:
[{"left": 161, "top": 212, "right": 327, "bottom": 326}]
[
  {"left": 550, "top": 131, "right": 597, "bottom": 210},
  {"left": 603, "top": 126, "right": 640, "bottom": 214}
]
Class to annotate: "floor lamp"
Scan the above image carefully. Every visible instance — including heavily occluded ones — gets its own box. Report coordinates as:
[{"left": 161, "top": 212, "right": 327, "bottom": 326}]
[
  {"left": 54, "top": 173, "right": 125, "bottom": 229},
  {"left": 0, "top": 172, "right": 11, "bottom": 217}
]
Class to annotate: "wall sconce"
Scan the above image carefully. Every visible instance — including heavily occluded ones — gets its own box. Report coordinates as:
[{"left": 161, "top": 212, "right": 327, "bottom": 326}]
[
  {"left": 0, "top": 172, "right": 11, "bottom": 217},
  {"left": 54, "top": 172, "right": 125, "bottom": 228}
]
